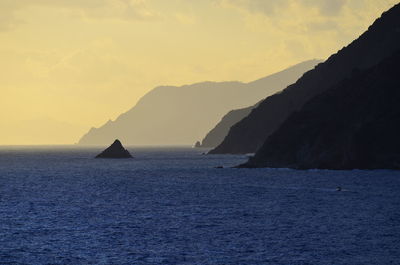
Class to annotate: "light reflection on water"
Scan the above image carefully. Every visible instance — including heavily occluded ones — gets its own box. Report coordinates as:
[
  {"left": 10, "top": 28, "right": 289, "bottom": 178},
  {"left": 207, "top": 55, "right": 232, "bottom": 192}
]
[{"left": 0, "top": 146, "right": 399, "bottom": 264}]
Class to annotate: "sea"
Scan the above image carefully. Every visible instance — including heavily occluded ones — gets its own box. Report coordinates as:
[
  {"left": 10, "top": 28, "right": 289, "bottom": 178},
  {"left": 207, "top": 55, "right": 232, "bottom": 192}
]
[{"left": 0, "top": 146, "right": 399, "bottom": 265}]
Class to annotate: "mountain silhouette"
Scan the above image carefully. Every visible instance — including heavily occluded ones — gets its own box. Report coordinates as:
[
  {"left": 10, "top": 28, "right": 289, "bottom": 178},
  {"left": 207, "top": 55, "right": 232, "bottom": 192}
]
[
  {"left": 198, "top": 105, "right": 254, "bottom": 148},
  {"left": 198, "top": 61, "right": 322, "bottom": 148},
  {"left": 78, "top": 60, "right": 320, "bottom": 146},
  {"left": 210, "top": 3, "right": 400, "bottom": 154},
  {"left": 241, "top": 50, "right": 400, "bottom": 169}
]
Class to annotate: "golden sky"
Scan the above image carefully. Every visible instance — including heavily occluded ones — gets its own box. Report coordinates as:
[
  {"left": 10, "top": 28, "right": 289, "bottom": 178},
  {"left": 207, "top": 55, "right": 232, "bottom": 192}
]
[{"left": 0, "top": 0, "right": 398, "bottom": 144}]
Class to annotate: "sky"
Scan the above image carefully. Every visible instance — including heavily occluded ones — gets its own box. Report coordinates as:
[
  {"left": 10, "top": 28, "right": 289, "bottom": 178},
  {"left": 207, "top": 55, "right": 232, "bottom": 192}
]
[{"left": 0, "top": 0, "right": 398, "bottom": 145}]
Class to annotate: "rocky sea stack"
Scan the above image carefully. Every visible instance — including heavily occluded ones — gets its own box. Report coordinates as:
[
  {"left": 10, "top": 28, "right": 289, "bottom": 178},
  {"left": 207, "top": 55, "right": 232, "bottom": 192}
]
[{"left": 95, "top": 139, "right": 133, "bottom": 159}]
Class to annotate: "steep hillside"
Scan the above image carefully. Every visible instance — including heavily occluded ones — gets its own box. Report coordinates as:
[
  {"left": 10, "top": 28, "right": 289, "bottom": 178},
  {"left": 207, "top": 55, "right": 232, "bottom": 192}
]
[
  {"left": 199, "top": 105, "right": 253, "bottom": 148},
  {"left": 210, "top": 3, "right": 400, "bottom": 154},
  {"left": 242, "top": 50, "right": 400, "bottom": 169}
]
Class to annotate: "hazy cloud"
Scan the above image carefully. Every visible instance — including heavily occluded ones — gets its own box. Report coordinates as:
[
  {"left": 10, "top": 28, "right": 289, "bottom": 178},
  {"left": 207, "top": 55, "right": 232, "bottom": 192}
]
[
  {"left": 0, "top": 1, "right": 26, "bottom": 31},
  {"left": 301, "top": 0, "right": 347, "bottom": 16},
  {"left": 0, "top": 13, "right": 20, "bottom": 31},
  {"left": 0, "top": 0, "right": 158, "bottom": 31},
  {"left": 217, "top": 0, "right": 391, "bottom": 36},
  {"left": 307, "top": 19, "right": 339, "bottom": 32},
  {"left": 219, "top": 0, "right": 289, "bottom": 15},
  {"left": 220, "top": 0, "right": 348, "bottom": 16}
]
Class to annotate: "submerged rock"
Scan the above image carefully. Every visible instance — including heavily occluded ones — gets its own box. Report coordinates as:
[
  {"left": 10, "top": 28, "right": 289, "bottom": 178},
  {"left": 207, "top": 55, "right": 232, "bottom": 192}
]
[{"left": 95, "top": 139, "right": 133, "bottom": 159}]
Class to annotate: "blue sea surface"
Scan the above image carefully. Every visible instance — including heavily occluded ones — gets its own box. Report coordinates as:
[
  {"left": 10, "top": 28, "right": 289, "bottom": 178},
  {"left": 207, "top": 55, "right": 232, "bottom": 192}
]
[{"left": 0, "top": 146, "right": 399, "bottom": 265}]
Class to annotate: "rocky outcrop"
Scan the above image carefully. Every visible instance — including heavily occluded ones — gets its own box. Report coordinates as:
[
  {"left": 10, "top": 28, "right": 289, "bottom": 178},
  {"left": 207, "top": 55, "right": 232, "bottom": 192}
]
[
  {"left": 78, "top": 60, "right": 320, "bottom": 146},
  {"left": 194, "top": 141, "right": 201, "bottom": 148},
  {"left": 241, "top": 50, "right": 400, "bottom": 169},
  {"left": 95, "top": 139, "right": 133, "bottom": 158},
  {"left": 210, "top": 3, "right": 400, "bottom": 154}
]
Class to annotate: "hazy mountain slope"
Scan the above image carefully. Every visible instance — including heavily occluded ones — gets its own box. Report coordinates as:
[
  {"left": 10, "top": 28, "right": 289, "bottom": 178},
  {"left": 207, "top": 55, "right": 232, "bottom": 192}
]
[
  {"left": 242, "top": 50, "right": 400, "bottom": 169},
  {"left": 210, "top": 3, "right": 400, "bottom": 154},
  {"left": 199, "top": 105, "right": 253, "bottom": 148},
  {"left": 78, "top": 60, "right": 320, "bottom": 146},
  {"left": 197, "top": 59, "right": 324, "bottom": 148}
]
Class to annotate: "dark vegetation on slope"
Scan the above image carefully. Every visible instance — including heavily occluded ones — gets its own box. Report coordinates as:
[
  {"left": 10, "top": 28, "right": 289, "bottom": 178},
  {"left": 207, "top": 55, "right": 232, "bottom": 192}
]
[
  {"left": 211, "top": 3, "right": 400, "bottom": 154},
  {"left": 242, "top": 50, "right": 400, "bottom": 169}
]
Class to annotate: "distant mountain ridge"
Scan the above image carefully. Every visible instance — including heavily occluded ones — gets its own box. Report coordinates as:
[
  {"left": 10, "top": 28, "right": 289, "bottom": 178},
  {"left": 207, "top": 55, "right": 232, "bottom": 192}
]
[
  {"left": 78, "top": 60, "right": 320, "bottom": 146},
  {"left": 242, "top": 50, "right": 400, "bottom": 169},
  {"left": 210, "top": 3, "right": 400, "bottom": 154}
]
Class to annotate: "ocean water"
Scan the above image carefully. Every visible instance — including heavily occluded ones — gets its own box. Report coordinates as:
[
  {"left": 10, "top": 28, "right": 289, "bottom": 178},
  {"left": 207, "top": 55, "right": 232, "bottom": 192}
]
[{"left": 0, "top": 146, "right": 399, "bottom": 265}]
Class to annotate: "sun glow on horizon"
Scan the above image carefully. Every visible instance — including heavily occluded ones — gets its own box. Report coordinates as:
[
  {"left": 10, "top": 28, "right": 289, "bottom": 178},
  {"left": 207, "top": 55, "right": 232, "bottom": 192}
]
[{"left": 0, "top": 0, "right": 398, "bottom": 144}]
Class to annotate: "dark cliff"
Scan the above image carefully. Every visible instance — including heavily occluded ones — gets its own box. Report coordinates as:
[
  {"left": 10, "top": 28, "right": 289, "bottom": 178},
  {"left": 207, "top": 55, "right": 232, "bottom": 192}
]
[
  {"left": 210, "top": 3, "right": 400, "bottom": 154},
  {"left": 199, "top": 105, "right": 253, "bottom": 148},
  {"left": 242, "top": 50, "right": 400, "bottom": 169}
]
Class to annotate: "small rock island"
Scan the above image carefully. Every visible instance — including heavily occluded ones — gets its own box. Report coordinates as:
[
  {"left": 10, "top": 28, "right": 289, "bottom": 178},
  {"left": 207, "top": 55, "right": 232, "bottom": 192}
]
[{"left": 95, "top": 139, "right": 133, "bottom": 159}]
